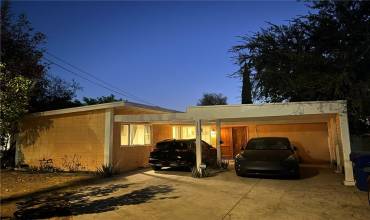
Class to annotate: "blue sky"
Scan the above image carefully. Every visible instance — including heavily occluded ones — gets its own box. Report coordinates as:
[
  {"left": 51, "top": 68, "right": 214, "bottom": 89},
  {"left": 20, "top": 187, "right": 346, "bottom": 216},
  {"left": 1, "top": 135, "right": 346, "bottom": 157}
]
[{"left": 12, "top": 1, "right": 311, "bottom": 111}]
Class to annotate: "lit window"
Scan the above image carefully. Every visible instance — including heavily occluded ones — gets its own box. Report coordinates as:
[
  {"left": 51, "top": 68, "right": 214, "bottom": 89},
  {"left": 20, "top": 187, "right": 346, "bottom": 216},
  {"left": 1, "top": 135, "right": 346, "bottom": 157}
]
[
  {"left": 172, "top": 126, "right": 181, "bottom": 139},
  {"left": 172, "top": 125, "right": 213, "bottom": 145},
  {"left": 120, "top": 124, "right": 151, "bottom": 146},
  {"left": 181, "top": 126, "right": 196, "bottom": 139},
  {"left": 121, "top": 125, "right": 129, "bottom": 145}
]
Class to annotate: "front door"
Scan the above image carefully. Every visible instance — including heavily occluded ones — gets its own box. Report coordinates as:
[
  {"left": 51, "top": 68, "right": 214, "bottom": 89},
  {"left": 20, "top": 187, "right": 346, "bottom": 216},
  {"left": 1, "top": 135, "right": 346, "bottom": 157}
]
[
  {"left": 232, "top": 127, "right": 248, "bottom": 157},
  {"left": 220, "top": 127, "right": 233, "bottom": 159}
]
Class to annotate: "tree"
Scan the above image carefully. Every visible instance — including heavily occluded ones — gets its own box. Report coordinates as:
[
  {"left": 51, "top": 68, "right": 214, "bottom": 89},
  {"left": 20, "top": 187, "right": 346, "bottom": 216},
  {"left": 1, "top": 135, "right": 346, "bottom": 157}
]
[
  {"left": 241, "top": 63, "right": 252, "bottom": 104},
  {"left": 0, "top": 64, "right": 32, "bottom": 149},
  {"left": 0, "top": 1, "right": 81, "bottom": 166},
  {"left": 231, "top": 1, "right": 370, "bottom": 133},
  {"left": 1, "top": 0, "right": 80, "bottom": 113},
  {"left": 197, "top": 93, "right": 227, "bottom": 106},
  {"left": 82, "top": 94, "right": 122, "bottom": 105}
]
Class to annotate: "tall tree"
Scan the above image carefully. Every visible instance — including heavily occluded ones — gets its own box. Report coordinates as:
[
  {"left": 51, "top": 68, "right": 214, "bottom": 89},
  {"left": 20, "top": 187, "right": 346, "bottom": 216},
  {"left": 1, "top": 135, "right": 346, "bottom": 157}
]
[
  {"left": 241, "top": 63, "right": 252, "bottom": 104},
  {"left": 197, "top": 93, "right": 227, "bottom": 106},
  {"left": 0, "top": 64, "right": 32, "bottom": 150},
  {"left": 1, "top": 0, "right": 80, "bottom": 114},
  {"left": 0, "top": 1, "right": 81, "bottom": 165},
  {"left": 232, "top": 1, "right": 370, "bottom": 133}
]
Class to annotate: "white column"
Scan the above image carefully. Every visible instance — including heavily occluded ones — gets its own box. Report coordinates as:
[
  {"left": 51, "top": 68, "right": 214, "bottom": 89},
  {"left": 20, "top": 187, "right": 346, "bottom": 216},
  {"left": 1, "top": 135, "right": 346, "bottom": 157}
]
[
  {"left": 330, "top": 117, "right": 342, "bottom": 173},
  {"left": 195, "top": 119, "right": 202, "bottom": 171},
  {"left": 15, "top": 134, "right": 21, "bottom": 166},
  {"left": 104, "top": 108, "right": 114, "bottom": 166},
  {"left": 339, "top": 112, "right": 354, "bottom": 186},
  {"left": 216, "top": 119, "right": 221, "bottom": 163}
]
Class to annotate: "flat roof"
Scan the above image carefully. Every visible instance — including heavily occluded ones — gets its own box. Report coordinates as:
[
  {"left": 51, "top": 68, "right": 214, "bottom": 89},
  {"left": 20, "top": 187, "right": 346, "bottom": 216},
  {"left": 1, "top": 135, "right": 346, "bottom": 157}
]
[
  {"left": 28, "top": 100, "right": 346, "bottom": 118},
  {"left": 115, "top": 100, "right": 347, "bottom": 123}
]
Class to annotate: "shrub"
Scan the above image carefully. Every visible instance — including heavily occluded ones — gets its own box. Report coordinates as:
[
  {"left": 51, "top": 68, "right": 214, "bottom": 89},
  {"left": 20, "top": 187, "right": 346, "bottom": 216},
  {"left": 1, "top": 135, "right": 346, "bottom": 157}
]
[
  {"left": 61, "top": 154, "right": 86, "bottom": 172},
  {"left": 96, "top": 164, "right": 117, "bottom": 177},
  {"left": 218, "top": 160, "right": 229, "bottom": 170},
  {"left": 191, "top": 166, "right": 210, "bottom": 178}
]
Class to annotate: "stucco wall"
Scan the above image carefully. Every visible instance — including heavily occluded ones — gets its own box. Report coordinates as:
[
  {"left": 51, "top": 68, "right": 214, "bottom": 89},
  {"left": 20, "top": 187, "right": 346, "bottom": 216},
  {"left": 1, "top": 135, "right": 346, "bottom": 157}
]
[
  {"left": 249, "top": 123, "right": 330, "bottom": 164},
  {"left": 111, "top": 106, "right": 172, "bottom": 172},
  {"left": 112, "top": 122, "right": 154, "bottom": 172},
  {"left": 18, "top": 110, "right": 105, "bottom": 171}
]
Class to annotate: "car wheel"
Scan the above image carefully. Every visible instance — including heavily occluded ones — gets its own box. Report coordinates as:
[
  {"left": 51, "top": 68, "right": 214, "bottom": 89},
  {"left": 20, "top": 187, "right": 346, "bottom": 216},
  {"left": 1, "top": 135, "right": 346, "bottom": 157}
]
[
  {"left": 152, "top": 166, "right": 161, "bottom": 171},
  {"left": 292, "top": 170, "right": 300, "bottom": 179}
]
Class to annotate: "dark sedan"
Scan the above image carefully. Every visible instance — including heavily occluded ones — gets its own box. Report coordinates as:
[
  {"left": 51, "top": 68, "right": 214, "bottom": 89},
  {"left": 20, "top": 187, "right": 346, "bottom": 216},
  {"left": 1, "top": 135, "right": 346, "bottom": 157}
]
[
  {"left": 235, "top": 137, "right": 300, "bottom": 179},
  {"left": 149, "top": 139, "right": 217, "bottom": 170}
]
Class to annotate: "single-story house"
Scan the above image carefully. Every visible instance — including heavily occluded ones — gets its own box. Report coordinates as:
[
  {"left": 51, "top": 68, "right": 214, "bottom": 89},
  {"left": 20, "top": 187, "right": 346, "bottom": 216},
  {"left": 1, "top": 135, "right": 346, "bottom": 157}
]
[{"left": 16, "top": 100, "right": 354, "bottom": 185}]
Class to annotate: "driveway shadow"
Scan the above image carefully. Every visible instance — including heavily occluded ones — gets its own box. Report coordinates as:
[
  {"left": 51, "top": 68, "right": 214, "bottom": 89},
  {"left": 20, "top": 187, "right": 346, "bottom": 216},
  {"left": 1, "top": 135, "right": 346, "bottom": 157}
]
[
  {"left": 13, "top": 184, "right": 177, "bottom": 219},
  {"left": 239, "top": 166, "right": 319, "bottom": 180},
  {"left": 153, "top": 167, "right": 192, "bottom": 177},
  {"left": 299, "top": 166, "right": 319, "bottom": 179}
]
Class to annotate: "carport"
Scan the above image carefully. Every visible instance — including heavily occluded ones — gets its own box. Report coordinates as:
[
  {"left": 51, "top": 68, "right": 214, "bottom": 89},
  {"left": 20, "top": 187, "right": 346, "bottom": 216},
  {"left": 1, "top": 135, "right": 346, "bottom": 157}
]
[{"left": 114, "top": 100, "right": 354, "bottom": 185}]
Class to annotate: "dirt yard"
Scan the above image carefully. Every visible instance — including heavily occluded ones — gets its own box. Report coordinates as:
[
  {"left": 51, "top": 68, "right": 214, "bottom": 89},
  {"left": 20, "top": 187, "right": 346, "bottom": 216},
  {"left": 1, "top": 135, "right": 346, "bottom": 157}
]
[{"left": 0, "top": 170, "right": 94, "bottom": 218}]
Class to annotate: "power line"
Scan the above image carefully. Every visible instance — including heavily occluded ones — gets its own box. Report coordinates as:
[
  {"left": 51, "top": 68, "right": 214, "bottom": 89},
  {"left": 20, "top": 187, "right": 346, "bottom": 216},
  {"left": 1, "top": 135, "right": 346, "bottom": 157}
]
[
  {"left": 44, "top": 51, "right": 155, "bottom": 105},
  {"left": 43, "top": 52, "right": 156, "bottom": 105},
  {"left": 42, "top": 56, "right": 155, "bottom": 105}
]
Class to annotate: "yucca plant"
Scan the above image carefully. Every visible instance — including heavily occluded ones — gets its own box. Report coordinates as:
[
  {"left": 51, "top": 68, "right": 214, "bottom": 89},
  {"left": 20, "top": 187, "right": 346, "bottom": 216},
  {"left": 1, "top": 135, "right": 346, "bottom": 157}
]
[
  {"left": 191, "top": 166, "right": 210, "bottom": 178},
  {"left": 96, "top": 164, "right": 117, "bottom": 177},
  {"left": 218, "top": 160, "right": 229, "bottom": 170}
]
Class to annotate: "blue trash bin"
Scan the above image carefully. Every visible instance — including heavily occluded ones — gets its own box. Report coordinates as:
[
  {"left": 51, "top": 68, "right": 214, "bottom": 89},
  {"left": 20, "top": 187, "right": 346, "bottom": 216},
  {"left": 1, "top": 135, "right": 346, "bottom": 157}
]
[{"left": 350, "top": 152, "right": 370, "bottom": 191}]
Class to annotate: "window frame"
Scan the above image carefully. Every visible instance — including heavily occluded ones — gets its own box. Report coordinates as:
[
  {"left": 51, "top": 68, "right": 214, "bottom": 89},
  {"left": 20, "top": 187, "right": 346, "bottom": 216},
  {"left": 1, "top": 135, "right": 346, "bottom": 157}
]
[{"left": 120, "top": 123, "right": 152, "bottom": 147}]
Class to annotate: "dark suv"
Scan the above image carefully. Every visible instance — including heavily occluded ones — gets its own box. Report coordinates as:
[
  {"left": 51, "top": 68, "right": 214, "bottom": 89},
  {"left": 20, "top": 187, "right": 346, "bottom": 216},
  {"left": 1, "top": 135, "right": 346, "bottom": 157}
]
[{"left": 149, "top": 139, "right": 217, "bottom": 170}]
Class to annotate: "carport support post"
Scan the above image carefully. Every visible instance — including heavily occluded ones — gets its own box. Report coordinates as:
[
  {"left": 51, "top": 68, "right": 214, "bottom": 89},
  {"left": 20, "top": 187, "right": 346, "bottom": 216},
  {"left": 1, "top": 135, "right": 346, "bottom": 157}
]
[
  {"left": 195, "top": 119, "right": 202, "bottom": 172},
  {"left": 339, "top": 112, "right": 354, "bottom": 186},
  {"left": 104, "top": 108, "right": 114, "bottom": 166},
  {"left": 216, "top": 119, "right": 221, "bottom": 163}
]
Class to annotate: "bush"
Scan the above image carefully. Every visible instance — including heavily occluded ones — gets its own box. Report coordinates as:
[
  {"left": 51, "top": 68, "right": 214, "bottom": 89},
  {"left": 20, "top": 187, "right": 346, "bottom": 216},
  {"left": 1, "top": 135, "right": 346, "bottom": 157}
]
[
  {"left": 96, "top": 164, "right": 117, "bottom": 177},
  {"left": 217, "top": 160, "right": 229, "bottom": 170},
  {"left": 191, "top": 166, "right": 210, "bottom": 178}
]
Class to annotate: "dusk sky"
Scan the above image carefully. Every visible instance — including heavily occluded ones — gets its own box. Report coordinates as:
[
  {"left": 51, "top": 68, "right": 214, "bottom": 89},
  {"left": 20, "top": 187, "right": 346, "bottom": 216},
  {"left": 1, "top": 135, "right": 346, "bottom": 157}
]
[{"left": 12, "top": 1, "right": 311, "bottom": 111}]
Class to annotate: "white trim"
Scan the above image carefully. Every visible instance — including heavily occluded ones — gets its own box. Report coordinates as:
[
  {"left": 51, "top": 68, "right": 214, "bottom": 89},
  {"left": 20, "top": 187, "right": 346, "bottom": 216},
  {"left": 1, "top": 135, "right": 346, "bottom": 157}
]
[
  {"left": 27, "top": 101, "right": 178, "bottom": 117},
  {"left": 186, "top": 100, "right": 346, "bottom": 111},
  {"left": 104, "top": 109, "right": 114, "bottom": 165},
  {"left": 216, "top": 119, "right": 221, "bottom": 163},
  {"left": 339, "top": 112, "right": 355, "bottom": 186},
  {"left": 30, "top": 102, "right": 125, "bottom": 117},
  {"left": 115, "top": 100, "right": 346, "bottom": 123},
  {"left": 195, "top": 119, "right": 202, "bottom": 171}
]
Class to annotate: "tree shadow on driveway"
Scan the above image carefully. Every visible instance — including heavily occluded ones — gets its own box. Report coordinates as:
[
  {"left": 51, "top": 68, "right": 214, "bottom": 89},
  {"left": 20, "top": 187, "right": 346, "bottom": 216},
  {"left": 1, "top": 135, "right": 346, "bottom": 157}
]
[{"left": 14, "top": 184, "right": 177, "bottom": 219}]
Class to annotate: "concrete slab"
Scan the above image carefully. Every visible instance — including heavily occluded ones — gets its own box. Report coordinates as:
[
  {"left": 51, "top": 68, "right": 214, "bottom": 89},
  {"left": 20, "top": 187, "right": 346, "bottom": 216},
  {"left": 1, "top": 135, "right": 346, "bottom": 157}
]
[{"left": 11, "top": 166, "right": 370, "bottom": 219}]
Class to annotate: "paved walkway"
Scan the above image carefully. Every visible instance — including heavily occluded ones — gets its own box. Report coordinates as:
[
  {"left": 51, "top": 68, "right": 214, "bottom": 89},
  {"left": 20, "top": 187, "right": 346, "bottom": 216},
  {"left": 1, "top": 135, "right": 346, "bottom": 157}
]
[{"left": 11, "top": 166, "right": 370, "bottom": 219}]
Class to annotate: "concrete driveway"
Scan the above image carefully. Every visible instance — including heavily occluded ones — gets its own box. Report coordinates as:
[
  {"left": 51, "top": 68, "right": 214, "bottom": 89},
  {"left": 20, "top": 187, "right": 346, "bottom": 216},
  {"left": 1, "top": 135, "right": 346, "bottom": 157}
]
[{"left": 12, "top": 166, "right": 370, "bottom": 220}]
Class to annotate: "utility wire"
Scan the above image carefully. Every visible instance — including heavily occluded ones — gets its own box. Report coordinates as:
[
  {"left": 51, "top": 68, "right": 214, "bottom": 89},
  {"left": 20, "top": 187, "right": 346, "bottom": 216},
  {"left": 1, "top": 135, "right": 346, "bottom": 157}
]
[
  {"left": 43, "top": 52, "right": 156, "bottom": 106},
  {"left": 42, "top": 56, "right": 154, "bottom": 105}
]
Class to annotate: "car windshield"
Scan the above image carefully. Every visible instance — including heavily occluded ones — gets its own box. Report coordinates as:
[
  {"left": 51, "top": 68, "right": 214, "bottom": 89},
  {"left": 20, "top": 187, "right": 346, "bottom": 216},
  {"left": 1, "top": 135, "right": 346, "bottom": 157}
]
[
  {"left": 156, "top": 141, "right": 173, "bottom": 150},
  {"left": 246, "top": 138, "right": 291, "bottom": 150}
]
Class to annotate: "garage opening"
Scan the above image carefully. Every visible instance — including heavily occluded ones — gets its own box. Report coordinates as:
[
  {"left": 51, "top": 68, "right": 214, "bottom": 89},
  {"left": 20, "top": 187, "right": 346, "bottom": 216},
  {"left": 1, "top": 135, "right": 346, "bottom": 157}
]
[{"left": 219, "top": 122, "right": 331, "bottom": 165}]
